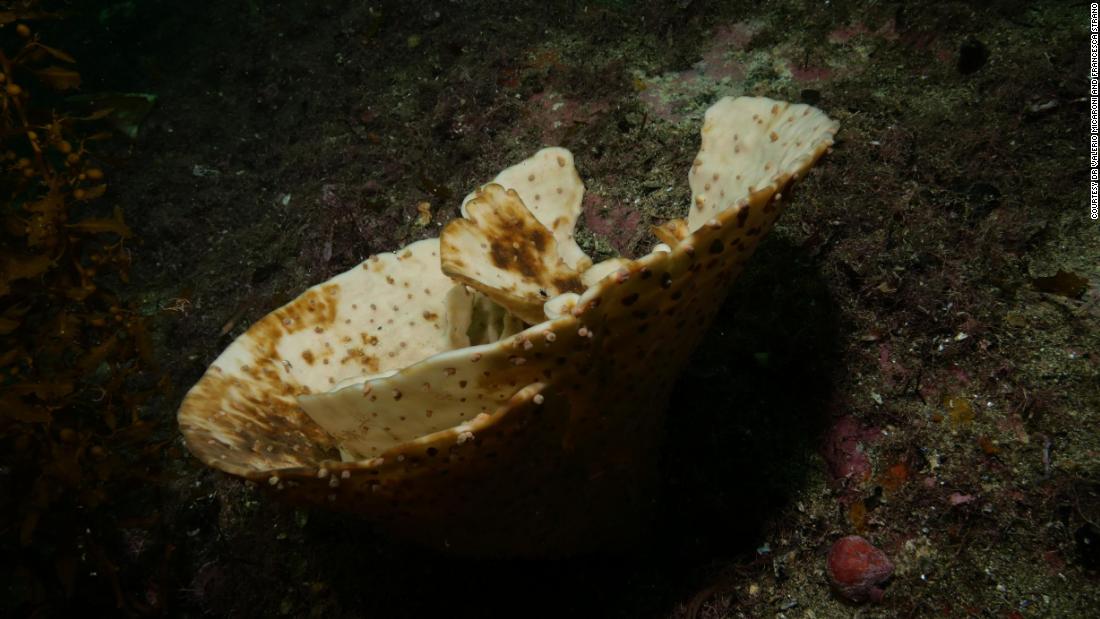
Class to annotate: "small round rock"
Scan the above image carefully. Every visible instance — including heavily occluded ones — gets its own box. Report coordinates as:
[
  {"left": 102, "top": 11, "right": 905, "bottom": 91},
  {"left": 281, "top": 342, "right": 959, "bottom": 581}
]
[{"left": 826, "top": 535, "right": 894, "bottom": 603}]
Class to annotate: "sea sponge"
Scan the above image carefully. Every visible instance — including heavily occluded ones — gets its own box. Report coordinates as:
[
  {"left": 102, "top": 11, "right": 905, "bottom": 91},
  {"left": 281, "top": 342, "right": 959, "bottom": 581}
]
[{"left": 177, "top": 96, "right": 839, "bottom": 556}]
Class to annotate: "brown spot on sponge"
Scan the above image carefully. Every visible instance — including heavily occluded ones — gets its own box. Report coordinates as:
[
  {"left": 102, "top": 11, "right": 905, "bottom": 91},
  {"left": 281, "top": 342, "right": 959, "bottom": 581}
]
[
  {"left": 461, "top": 146, "right": 591, "bottom": 271},
  {"left": 441, "top": 184, "right": 584, "bottom": 324}
]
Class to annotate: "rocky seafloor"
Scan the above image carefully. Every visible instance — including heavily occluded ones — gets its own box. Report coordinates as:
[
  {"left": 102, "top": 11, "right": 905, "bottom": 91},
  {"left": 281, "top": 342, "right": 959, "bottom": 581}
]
[{"left": 3, "top": 1, "right": 1097, "bottom": 617}]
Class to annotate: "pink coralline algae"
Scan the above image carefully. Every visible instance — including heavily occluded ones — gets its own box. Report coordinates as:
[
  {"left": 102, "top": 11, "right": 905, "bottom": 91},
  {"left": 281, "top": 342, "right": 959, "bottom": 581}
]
[
  {"left": 827, "top": 535, "right": 895, "bottom": 603},
  {"left": 827, "top": 20, "right": 899, "bottom": 45},
  {"left": 822, "top": 415, "right": 880, "bottom": 487},
  {"left": 582, "top": 193, "right": 642, "bottom": 255},
  {"left": 636, "top": 22, "right": 757, "bottom": 124},
  {"left": 948, "top": 492, "right": 976, "bottom": 506},
  {"left": 519, "top": 91, "right": 609, "bottom": 143},
  {"left": 786, "top": 63, "right": 834, "bottom": 83}
]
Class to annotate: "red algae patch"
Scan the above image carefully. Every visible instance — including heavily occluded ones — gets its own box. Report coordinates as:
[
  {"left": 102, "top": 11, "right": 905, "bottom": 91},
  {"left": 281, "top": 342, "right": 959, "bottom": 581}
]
[{"left": 827, "top": 535, "right": 895, "bottom": 603}]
